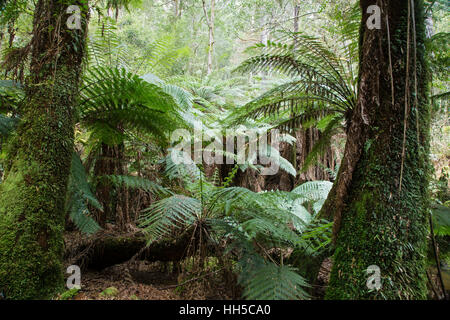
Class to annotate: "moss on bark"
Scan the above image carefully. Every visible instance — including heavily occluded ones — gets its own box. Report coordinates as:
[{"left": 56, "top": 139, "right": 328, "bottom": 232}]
[
  {"left": 0, "top": 0, "right": 89, "bottom": 299},
  {"left": 326, "top": 0, "right": 431, "bottom": 299}
]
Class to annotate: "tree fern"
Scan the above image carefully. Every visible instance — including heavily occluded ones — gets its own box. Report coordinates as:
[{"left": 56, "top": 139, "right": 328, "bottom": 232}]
[
  {"left": 79, "top": 66, "right": 184, "bottom": 146},
  {"left": 87, "top": 18, "right": 131, "bottom": 69},
  {"left": 139, "top": 176, "right": 332, "bottom": 299},
  {"left": 232, "top": 29, "right": 358, "bottom": 172}
]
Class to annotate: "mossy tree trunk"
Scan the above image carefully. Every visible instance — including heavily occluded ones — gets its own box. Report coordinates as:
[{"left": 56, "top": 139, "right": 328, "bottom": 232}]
[
  {"left": 0, "top": 0, "right": 89, "bottom": 299},
  {"left": 324, "top": 0, "right": 431, "bottom": 299}
]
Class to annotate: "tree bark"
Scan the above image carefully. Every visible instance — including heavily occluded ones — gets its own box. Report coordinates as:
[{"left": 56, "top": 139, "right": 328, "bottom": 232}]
[
  {"left": 93, "top": 142, "right": 130, "bottom": 230},
  {"left": 293, "top": 2, "right": 300, "bottom": 48},
  {"left": 202, "top": 0, "right": 215, "bottom": 75},
  {"left": 173, "top": 0, "right": 181, "bottom": 18},
  {"left": 325, "top": 0, "right": 431, "bottom": 299},
  {"left": 0, "top": 0, "right": 89, "bottom": 299},
  {"left": 68, "top": 234, "right": 190, "bottom": 270},
  {"left": 67, "top": 229, "right": 217, "bottom": 270}
]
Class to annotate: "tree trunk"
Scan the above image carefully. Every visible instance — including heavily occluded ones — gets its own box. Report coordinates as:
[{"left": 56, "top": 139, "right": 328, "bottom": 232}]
[
  {"left": 325, "top": 0, "right": 430, "bottom": 299},
  {"left": 202, "top": 0, "right": 215, "bottom": 75},
  {"left": 0, "top": 0, "right": 89, "bottom": 299},
  {"left": 93, "top": 142, "right": 130, "bottom": 230},
  {"left": 293, "top": 2, "right": 300, "bottom": 48},
  {"left": 67, "top": 228, "right": 217, "bottom": 270},
  {"left": 296, "top": 128, "right": 336, "bottom": 184},
  {"left": 173, "top": 0, "right": 182, "bottom": 18}
]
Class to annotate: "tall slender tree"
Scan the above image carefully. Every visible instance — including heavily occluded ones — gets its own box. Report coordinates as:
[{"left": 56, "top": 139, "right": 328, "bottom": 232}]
[
  {"left": 202, "top": 0, "right": 215, "bottom": 75},
  {"left": 324, "top": 0, "right": 431, "bottom": 299},
  {"left": 0, "top": 0, "right": 89, "bottom": 299}
]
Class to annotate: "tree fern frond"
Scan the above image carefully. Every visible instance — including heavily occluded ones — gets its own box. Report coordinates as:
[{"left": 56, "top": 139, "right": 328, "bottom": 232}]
[
  {"left": 79, "top": 66, "right": 184, "bottom": 145},
  {"left": 0, "top": 114, "right": 19, "bottom": 137},
  {"left": 139, "top": 195, "right": 200, "bottom": 241},
  {"left": 105, "top": 175, "right": 171, "bottom": 196},
  {"left": 292, "top": 181, "right": 333, "bottom": 202},
  {"left": 240, "top": 263, "right": 310, "bottom": 300},
  {"left": 66, "top": 152, "right": 102, "bottom": 235},
  {"left": 164, "top": 149, "right": 205, "bottom": 183},
  {"left": 88, "top": 19, "right": 130, "bottom": 69},
  {"left": 233, "top": 32, "right": 356, "bottom": 142}
]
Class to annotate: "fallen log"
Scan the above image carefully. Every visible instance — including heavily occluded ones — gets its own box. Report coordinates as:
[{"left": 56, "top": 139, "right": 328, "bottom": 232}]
[{"left": 65, "top": 229, "right": 215, "bottom": 270}]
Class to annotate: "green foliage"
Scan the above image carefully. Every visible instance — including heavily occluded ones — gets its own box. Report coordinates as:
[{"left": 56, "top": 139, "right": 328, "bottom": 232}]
[
  {"left": 139, "top": 156, "right": 332, "bottom": 299},
  {"left": 292, "top": 181, "right": 333, "bottom": 202},
  {"left": 0, "top": 114, "right": 18, "bottom": 137},
  {"left": 239, "top": 259, "right": 310, "bottom": 300},
  {"left": 58, "top": 288, "right": 80, "bottom": 300},
  {"left": 432, "top": 203, "right": 450, "bottom": 236},
  {"left": 100, "top": 286, "right": 119, "bottom": 297},
  {"left": 426, "top": 32, "right": 450, "bottom": 79},
  {"left": 0, "top": 80, "right": 23, "bottom": 113},
  {"left": 233, "top": 31, "right": 357, "bottom": 171},
  {"left": 79, "top": 65, "right": 184, "bottom": 147},
  {"left": 66, "top": 153, "right": 102, "bottom": 235},
  {"left": 88, "top": 19, "right": 131, "bottom": 70},
  {"left": 0, "top": 0, "right": 29, "bottom": 25},
  {"left": 426, "top": 31, "right": 449, "bottom": 114},
  {"left": 140, "top": 195, "right": 201, "bottom": 241}
]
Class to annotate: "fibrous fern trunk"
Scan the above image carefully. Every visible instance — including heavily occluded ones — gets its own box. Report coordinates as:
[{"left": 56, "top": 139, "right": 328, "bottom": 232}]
[
  {"left": 296, "top": 128, "right": 336, "bottom": 183},
  {"left": 325, "top": 0, "right": 430, "bottom": 299},
  {"left": 0, "top": 0, "right": 89, "bottom": 299},
  {"left": 93, "top": 142, "right": 130, "bottom": 230}
]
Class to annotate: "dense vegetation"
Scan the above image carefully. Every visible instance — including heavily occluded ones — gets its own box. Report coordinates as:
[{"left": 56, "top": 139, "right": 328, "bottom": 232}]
[{"left": 0, "top": 0, "right": 448, "bottom": 300}]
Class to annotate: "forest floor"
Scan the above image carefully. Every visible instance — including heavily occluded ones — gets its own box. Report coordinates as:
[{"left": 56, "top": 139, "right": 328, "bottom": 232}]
[
  {"left": 61, "top": 231, "right": 448, "bottom": 300},
  {"left": 62, "top": 231, "right": 236, "bottom": 300},
  {"left": 63, "top": 260, "right": 235, "bottom": 300}
]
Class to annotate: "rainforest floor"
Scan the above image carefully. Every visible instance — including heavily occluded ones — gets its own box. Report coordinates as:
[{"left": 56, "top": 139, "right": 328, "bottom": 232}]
[
  {"left": 61, "top": 230, "right": 448, "bottom": 300},
  {"left": 62, "top": 230, "right": 236, "bottom": 300}
]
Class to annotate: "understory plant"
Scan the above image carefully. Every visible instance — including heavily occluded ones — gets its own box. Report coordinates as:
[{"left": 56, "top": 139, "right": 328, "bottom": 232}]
[{"left": 139, "top": 150, "right": 333, "bottom": 300}]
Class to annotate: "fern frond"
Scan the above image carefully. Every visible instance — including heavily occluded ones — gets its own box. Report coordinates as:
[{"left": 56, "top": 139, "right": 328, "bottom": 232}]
[
  {"left": 105, "top": 175, "right": 171, "bottom": 196},
  {"left": 66, "top": 152, "right": 102, "bottom": 235},
  {"left": 233, "top": 32, "right": 356, "bottom": 140},
  {"left": 88, "top": 19, "right": 130, "bottom": 69},
  {"left": 240, "top": 263, "right": 310, "bottom": 300},
  {"left": 292, "top": 181, "right": 333, "bottom": 203},
  {"left": 139, "top": 195, "right": 200, "bottom": 241},
  {"left": 79, "top": 66, "right": 183, "bottom": 145},
  {"left": 0, "top": 114, "right": 19, "bottom": 137}
]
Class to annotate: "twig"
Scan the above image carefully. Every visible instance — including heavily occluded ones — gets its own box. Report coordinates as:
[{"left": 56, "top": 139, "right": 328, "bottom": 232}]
[
  {"left": 410, "top": 0, "right": 420, "bottom": 143},
  {"left": 385, "top": 11, "right": 394, "bottom": 107},
  {"left": 399, "top": 0, "right": 412, "bottom": 192}
]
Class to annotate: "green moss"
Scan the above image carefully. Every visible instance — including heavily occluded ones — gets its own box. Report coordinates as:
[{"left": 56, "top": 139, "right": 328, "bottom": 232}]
[
  {"left": 0, "top": 124, "right": 70, "bottom": 299},
  {"left": 326, "top": 0, "right": 430, "bottom": 300},
  {"left": 100, "top": 287, "right": 119, "bottom": 297},
  {"left": 59, "top": 288, "right": 80, "bottom": 300},
  {"left": 0, "top": 10, "right": 88, "bottom": 297}
]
